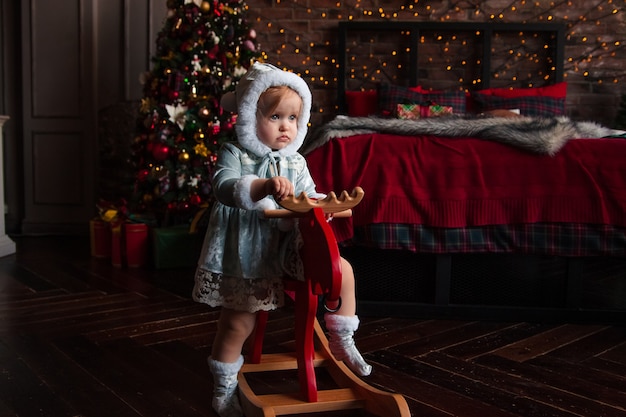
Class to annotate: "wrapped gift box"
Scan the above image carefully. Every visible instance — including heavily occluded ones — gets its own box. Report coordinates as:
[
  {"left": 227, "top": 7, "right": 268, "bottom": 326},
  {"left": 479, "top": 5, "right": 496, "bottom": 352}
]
[
  {"left": 152, "top": 224, "right": 205, "bottom": 269},
  {"left": 397, "top": 103, "right": 453, "bottom": 119},
  {"left": 111, "top": 222, "right": 149, "bottom": 268},
  {"left": 89, "top": 219, "right": 111, "bottom": 258}
]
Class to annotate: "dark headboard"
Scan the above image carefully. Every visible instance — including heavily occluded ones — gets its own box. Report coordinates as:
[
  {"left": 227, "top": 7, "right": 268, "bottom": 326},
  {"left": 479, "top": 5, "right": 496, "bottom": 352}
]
[{"left": 336, "top": 21, "right": 566, "bottom": 113}]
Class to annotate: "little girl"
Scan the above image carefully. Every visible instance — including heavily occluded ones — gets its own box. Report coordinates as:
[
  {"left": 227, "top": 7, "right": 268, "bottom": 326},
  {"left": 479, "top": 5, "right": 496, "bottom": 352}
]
[{"left": 192, "top": 62, "right": 371, "bottom": 417}]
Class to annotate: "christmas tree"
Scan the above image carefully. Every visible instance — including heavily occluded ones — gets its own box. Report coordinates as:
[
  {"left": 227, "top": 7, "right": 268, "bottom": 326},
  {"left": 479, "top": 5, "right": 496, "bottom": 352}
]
[{"left": 131, "top": 0, "right": 260, "bottom": 226}]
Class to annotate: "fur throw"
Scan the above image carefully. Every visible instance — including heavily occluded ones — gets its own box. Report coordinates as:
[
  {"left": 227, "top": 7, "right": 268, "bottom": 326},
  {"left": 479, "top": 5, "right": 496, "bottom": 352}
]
[{"left": 301, "top": 115, "right": 625, "bottom": 156}]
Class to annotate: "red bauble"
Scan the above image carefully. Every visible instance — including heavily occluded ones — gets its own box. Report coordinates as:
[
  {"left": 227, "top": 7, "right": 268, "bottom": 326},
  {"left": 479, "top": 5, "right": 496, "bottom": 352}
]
[
  {"left": 189, "top": 194, "right": 202, "bottom": 206},
  {"left": 137, "top": 169, "right": 150, "bottom": 182},
  {"left": 178, "top": 201, "right": 190, "bottom": 211},
  {"left": 152, "top": 144, "right": 170, "bottom": 161}
]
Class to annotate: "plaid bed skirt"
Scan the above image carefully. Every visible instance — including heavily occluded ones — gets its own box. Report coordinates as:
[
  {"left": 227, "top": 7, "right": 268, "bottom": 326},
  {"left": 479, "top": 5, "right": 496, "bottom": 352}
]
[{"left": 347, "top": 223, "right": 626, "bottom": 257}]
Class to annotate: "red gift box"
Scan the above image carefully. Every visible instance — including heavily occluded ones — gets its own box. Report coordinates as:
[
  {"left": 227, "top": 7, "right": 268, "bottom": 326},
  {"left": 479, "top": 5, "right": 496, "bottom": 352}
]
[
  {"left": 111, "top": 222, "right": 149, "bottom": 268},
  {"left": 396, "top": 103, "right": 453, "bottom": 119},
  {"left": 125, "top": 223, "right": 149, "bottom": 267},
  {"left": 90, "top": 219, "right": 111, "bottom": 258}
]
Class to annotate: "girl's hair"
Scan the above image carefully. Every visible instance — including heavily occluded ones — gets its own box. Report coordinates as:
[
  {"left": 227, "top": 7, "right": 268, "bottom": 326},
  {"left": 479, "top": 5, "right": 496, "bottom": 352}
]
[{"left": 257, "top": 86, "right": 302, "bottom": 119}]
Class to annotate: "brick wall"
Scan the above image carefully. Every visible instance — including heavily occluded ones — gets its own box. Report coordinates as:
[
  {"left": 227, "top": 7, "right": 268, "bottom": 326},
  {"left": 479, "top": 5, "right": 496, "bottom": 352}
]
[{"left": 246, "top": 0, "right": 626, "bottom": 128}]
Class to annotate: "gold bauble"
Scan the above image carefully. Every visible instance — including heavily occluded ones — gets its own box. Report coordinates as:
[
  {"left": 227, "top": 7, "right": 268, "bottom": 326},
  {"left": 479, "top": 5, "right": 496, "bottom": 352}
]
[
  {"left": 200, "top": 1, "right": 211, "bottom": 12},
  {"left": 178, "top": 151, "right": 190, "bottom": 162}
]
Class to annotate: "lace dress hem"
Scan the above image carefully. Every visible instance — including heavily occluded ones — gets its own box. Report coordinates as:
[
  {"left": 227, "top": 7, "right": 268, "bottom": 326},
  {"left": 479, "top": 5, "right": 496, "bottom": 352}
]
[{"left": 192, "top": 268, "right": 286, "bottom": 313}]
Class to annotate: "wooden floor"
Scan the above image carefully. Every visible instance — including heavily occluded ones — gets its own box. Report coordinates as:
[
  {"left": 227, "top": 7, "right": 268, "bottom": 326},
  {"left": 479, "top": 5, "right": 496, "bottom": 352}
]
[{"left": 1, "top": 236, "right": 626, "bottom": 417}]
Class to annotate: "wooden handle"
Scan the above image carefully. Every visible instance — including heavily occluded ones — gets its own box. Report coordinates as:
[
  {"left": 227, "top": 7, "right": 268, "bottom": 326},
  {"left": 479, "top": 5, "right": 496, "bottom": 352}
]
[
  {"left": 263, "top": 209, "right": 353, "bottom": 219},
  {"left": 278, "top": 187, "right": 364, "bottom": 214}
]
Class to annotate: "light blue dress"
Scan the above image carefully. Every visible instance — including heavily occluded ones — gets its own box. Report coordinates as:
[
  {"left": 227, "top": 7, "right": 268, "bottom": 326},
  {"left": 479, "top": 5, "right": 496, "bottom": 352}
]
[{"left": 192, "top": 142, "right": 321, "bottom": 313}]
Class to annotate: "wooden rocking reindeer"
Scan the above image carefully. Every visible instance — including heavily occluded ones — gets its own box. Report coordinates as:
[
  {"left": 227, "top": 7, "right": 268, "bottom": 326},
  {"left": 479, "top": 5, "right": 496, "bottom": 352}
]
[{"left": 237, "top": 187, "right": 411, "bottom": 417}]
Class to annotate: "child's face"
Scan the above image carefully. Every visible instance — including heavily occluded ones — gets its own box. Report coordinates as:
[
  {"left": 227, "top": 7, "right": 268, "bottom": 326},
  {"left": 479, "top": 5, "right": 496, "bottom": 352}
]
[{"left": 256, "top": 89, "right": 302, "bottom": 151}]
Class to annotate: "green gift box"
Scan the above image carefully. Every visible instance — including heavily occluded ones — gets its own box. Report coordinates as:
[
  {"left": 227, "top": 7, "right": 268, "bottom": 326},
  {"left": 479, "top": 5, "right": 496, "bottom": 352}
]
[{"left": 152, "top": 224, "right": 205, "bottom": 269}]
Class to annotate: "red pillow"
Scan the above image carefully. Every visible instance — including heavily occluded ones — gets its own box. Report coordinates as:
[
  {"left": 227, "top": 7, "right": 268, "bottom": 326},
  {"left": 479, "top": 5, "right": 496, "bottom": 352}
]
[
  {"left": 345, "top": 90, "right": 378, "bottom": 117},
  {"left": 477, "top": 81, "right": 567, "bottom": 99}
]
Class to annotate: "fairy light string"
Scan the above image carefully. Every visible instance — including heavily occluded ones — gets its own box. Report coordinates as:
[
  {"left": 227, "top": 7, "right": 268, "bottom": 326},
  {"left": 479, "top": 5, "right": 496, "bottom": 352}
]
[{"left": 249, "top": 0, "right": 625, "bottom": 115}]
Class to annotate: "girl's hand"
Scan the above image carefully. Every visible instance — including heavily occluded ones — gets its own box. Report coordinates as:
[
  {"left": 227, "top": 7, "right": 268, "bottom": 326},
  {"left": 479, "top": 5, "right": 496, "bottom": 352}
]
[{"left": 264, "top": 176, "right": 294, "bottom": 201}]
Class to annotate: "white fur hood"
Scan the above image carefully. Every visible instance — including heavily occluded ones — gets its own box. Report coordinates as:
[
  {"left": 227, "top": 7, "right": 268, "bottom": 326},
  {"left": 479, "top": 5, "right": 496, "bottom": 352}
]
[{"left": 220, "top": 62, "right": 312, "bottom": 157}]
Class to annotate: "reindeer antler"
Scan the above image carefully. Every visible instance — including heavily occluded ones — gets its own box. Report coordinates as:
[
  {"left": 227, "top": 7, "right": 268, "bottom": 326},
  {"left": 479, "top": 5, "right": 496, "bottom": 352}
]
[{"left": 278, "top": 186, "right": 365, "bottom": 214}]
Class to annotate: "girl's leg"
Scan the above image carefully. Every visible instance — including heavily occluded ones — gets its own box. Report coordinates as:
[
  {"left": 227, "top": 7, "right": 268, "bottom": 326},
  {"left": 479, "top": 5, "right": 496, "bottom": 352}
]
[
  {"left": 208, "top": 308, "right": 258, "bottom": 417},
  {"left": 211, "top": 307, "right": 258, "bottom": 362},
  {"left": 338, "top": 257, "right": 356, "bottom": 314},
  {"left": 324, "top": 257, "right": 372, "bottom": 376}
]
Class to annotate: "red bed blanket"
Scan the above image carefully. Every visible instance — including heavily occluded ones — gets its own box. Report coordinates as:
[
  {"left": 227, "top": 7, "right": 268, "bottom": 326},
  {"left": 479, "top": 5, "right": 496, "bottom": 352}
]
[{"left": 306, "top": 134, "right": 626, "bottom": 243}]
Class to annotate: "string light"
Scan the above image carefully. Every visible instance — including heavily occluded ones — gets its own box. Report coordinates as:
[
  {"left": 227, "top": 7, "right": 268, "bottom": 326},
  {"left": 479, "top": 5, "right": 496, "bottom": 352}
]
[{"left": 249, "top": 0, "right": 625, "bottom": 118}]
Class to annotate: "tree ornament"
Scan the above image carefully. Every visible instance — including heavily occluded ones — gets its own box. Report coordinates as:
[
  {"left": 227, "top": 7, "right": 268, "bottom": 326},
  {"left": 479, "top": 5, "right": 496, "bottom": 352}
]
[
  {"left": 152, "top": 144, "right": 170, "bottom": 161},
  {"left": 198, "top": 106, "right": 211, "bottom": 119},
  {"left": 200, "top": 1, "right": 211, "bottom": 13},
  {"left": 209, "top": 31, "right": 220, "bottom": 45},
  {"left": 191, "top": 55, "right": 202, "bottom": 73},
  {"left": 190, "top": 194, "right": 202, "bottom": 205},
  {"left": 159, "top": 127, "right": 171, "bottom": 142},
  {"left": 178, "top": 151, "right": 190, "bottom": 162},
  {"left": 159, "top": 177, "right": 171, "bottom": 194},
  {"left": 177, "top": 173, "right": 186, "bottom": 189},
  {"left": 188, "top": 174, "right": 201, "bottom": 188},
  {"left": 137, "top": 169, "right": 150, "bottom": 182},
  {"left": 140, "top": 98, "right": 154, "bottom": 113},
  {"left": 166, "top": 103, "right": 188, "bottom": 130},
  {"left": 194, "top": 143, "right": 209, "bottom": 157},
  {"left": 178, "top": 200, "right": 190, "bottom": 211}
]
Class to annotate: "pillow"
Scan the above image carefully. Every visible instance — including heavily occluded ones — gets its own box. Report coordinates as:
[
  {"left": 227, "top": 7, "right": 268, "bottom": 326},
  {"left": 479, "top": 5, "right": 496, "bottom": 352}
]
[
  {"left": 345, "top": 90, "right": 379, "bottom": 117},
  {"left": 379, "top": 84, "right": 466, "bottom": 116},
  {"left": 473, "top": 94, "right": 567, "bottom": 117},
  {"left": 476, "top": 81, "right": 567, "bottom": 99}
]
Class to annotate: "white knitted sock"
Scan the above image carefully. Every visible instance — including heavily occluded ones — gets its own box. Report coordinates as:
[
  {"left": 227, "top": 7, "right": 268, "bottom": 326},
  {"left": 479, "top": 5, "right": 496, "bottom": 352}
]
[
  {"left": 324, "top": 313, "right": 372, "bottom": 376},
  {"left": 207, "top": 355, "right": 244, "bottom": 417}
]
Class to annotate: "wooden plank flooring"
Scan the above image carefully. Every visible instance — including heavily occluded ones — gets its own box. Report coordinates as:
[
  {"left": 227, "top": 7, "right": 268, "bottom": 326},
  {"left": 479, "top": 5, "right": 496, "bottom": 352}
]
[{"left": 1, "top": 236, "right": 625, "bottom": 417}]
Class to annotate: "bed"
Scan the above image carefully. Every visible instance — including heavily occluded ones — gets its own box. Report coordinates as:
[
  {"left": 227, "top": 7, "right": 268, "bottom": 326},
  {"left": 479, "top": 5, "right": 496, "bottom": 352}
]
[{"left": 303, "top": 21, "right": 626, "bottom": 322}]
